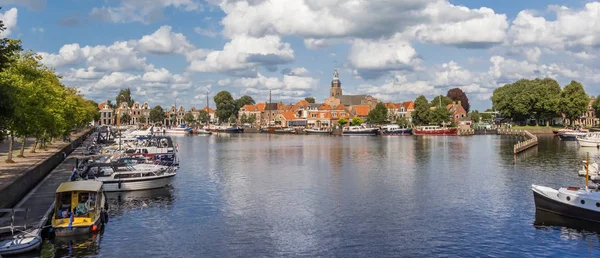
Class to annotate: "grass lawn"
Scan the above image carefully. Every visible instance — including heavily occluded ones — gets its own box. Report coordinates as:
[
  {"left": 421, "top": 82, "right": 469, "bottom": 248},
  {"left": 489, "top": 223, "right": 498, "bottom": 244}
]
[{"left": 510, "top": 125, "right": 563, "bottom": 130}]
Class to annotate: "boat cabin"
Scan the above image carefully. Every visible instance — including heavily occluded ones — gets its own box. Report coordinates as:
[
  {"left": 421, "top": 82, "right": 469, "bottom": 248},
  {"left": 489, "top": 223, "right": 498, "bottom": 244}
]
[{"left": 53, "top": 181, "right": 104, "bottom": 231}]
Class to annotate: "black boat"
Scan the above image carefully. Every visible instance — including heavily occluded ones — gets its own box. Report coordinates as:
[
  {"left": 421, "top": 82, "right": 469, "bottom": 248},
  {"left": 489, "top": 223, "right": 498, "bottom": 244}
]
[
  {"left": 380, "top": 124, "right": 412, "bottom": 136},
  {"left": 217, "top": 127, "right": 244, "bottom": 133},
  {"left": 532, "top": 184, "right": 600, "bottom": 223}
]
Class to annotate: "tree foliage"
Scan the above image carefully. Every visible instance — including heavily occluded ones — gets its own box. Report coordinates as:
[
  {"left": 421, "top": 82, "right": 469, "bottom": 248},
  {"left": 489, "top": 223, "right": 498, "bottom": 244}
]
[
  {"left": 469, "top": 110, "right": 481, "bottom": 122},
  {"left": 560, "top": 81, "right": 589, "bottom": 125},
  {"left": 338, "top": 117, "right": 349, "bottom": 127},
  {"left": 351, "top": 117, "right": 363, "bottom": 126},
  {"left": 214, "top": 91, "right": 235, "bottom": 123},
  {"left": 429, "top": 107, "right": 452, "bottom": 125},
  {"left": 447, "top": 88, "right": 470, "bottom": 113},
  {"left": 138, "top": 115, "right": 147, "bottom": 125},
  {"left": 412, "top": 95, "right": 430, "bottom": 125},
  {"left": 184, "top": 112, "right": 195, "bottom": 125},
  {"left": 367, "top": 102, "right": 388, "bottom": 124},
  {"left": 397, "top": 117, "right": 409, "bottom": 127},
  {"left": 149, "top": 105, "right": 164, "bottom": 124},
  {"left": 305, "top": 97, "right": 315, "bottom": 103},
  {"left": 198, "top": 110, "right": 210, "bottom": 124},
  {"left": 430, "top": 95, "right": 453, "bottom": 108},
  {"left": 116, "top": 88, "right": 134, "bottom": 107},
  {"left": 235, "top": 95, "right": 255, "bottom": 114},
  {"left": 120, "top": 113, "right": 131, "bottom": 124},
  {"left": 594, "top": 95, "right": 600, "bottom": 119}
]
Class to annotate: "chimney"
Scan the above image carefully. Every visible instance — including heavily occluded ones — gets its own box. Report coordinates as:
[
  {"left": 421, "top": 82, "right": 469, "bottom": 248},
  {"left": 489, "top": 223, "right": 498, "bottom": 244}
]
[{"left": 458, "top": 100, "right": 462, "bottom": 106}]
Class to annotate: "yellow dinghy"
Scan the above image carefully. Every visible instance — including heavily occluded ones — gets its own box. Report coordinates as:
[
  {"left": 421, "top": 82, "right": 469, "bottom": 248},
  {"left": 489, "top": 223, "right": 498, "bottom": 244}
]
[{"left": 52, "top": 181, "right": 108, "bottom": 237}]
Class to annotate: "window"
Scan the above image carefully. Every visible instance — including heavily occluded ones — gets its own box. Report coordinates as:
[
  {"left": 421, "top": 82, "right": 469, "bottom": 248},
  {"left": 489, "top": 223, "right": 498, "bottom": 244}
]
[
  {"left": 320, "top": 114, "right": 325, "bottom": 118},
  {"left": 312, "top": 114, "right": 317, "bottom": 118},
  {"left": 341, "top": 112, "right": 345, "bottom": 117},
  {"left": 332, "top": 112, "right": 337, "bottom": 117}
]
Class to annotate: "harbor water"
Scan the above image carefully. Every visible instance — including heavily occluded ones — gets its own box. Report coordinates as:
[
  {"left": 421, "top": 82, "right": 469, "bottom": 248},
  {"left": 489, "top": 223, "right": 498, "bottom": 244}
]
[{"left": 40, "top": 134, "right": 600, "bottom": 257}]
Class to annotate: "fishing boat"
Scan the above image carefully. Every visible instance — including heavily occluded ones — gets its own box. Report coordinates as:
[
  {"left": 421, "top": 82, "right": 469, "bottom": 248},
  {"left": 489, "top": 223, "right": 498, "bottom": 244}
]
[
  {"left": 381, "top": 124, "right": 412, "bottom": 136},
  {"left": 216, "top": 126, "right": 244, "bottom": 133},
  {"left": 274, "top": 128, "right": 295, "bottom": 134},
  {"left": 342, "top": 125, "right": 379, "bottom": 136},
  {"left": 0, "top": 209, "right": 42, "bottom": 256},
  {"left": 577, "top": 132, "right": 600, "bottom": 148},
  {"left": 413, "top": 125, "right": 457, "bottom": 135},
  {"left": 79, "top": 162, "right": 177, "bottom": 192},
  {"left": 533, "top": 154, "right": 600, "bottom": 225},
  {"left": 558, "top": 131, "right": 587, "bottom": 141},
  {"left": 52, "top": 181, "right": 108, "bottom": 237},
  {"left": 305, "top": 128, "right": 331, "bottom": 135}
]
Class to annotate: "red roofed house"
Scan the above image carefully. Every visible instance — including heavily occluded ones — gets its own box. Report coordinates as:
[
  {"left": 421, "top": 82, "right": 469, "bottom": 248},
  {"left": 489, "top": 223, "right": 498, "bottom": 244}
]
[
  {"left": 399, "top": 101, "right": 415, "bottom": 123},
  {"left": 202, "top": 106, "right": 217, "bottom": 124},
  {"left": 330, "top": 104, "right": 351, "bottom": 127},
  {"left": 274, "top": 111, "right": 303, "bottom": 127},
  {"left": 307, "top": 111, "right": 333, "bottom": 128},
  {"left": 238, "top": 104, "right": 262, "bottom": 126},
  {"left": 350, "top": 105, "right": 370, "bottom": 121},
  {"left": 447, "top": 101, "right": 467, "bottom": 124}
]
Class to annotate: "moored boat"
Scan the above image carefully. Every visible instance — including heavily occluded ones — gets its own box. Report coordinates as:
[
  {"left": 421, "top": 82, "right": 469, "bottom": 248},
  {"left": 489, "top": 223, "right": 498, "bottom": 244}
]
[
  {"left": 193, "top": 128, "right": 212, "bottom": 135},
  {"left": 578, "top": 132, "right": 600, "bottom": 147},
  {"left": 0, "top": 209, "right": 42, "bottom": 256},
  {"left": 52, "top": 181, "right": 108, "bottom": 237},
  {"left": 558, "top": 131, "right": 587, "bottom": 141},
  {"left": 342, "top": 125, "right": 379, "bottom": 136},
  {"left": 381, "top": 124, "right": 412, "bottom": 136},
  {"left": 413, "top": 126, "right": 457, "bottom": 135},
  {"left": 532, "top": 184, "right": 600, "bottom": 223},
  {"left": 217, "top": 126, "right": 244, "bottom": 133},
  {"left": 274, "top": 128, "right": 295, "bottom": 134},
  {"left": 79, "top": 163, "right": 177, "bottom": 192},
  {"left": 305, "top": 128, "right": 331, "bottom": 135},
  {"left": 0, "top": 231, "right": 42, "bottom": 255}
]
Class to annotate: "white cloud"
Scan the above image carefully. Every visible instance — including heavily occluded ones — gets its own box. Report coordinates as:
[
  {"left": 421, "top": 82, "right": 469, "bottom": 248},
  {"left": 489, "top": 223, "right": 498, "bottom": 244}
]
[
  {"left": 0, "top": 8, "right": 18, "bottom": 38},
  {"left": 137, "top": 25, "right": 195, "bottom": 55},
  {"left": 348, "top": 34, "right": 420, "bottom": 79},
  {"left": 31, "top": 27, "right": 44, "bottom": 33},
  {"left": 91, "top": 0, "right": 201, "bottom": 24},
  {"left": 281, "top": 67, "right": 309, "bottom": 76},
  {"left": 508, "top": 3, "right": 600, "bottom": 52},
  {"left": 38, "top": 43, "right": 84, "bottom": 67},
  {"left": 62, "top": 67, "right": 104, "bottom": 81},
  {"left": 187, "top": 35, "right": 294, "bottom": 74},
  {"left": 226, "top": 72, "right": 318, "bottom": 100},
  {"left": 194, "top": 27, "right": 218, "bottom": 38}
]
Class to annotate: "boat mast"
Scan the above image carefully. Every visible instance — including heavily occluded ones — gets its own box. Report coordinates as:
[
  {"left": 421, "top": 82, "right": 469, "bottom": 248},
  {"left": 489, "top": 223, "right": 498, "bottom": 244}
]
[
  {"left": 586, "top": 152, "right": 590, "bottom": 188},
  {"left": 269, "top": 89, "right": 272, "bottom": 127}
]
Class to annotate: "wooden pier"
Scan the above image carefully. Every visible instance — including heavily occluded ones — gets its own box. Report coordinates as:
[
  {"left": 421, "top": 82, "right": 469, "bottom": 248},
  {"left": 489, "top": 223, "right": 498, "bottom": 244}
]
[
  {"left": 498, "top": 129, "right": 538, "bottom": 154},
  {"left": 457, "top": 129, "right": 475, "bottom": 136}
]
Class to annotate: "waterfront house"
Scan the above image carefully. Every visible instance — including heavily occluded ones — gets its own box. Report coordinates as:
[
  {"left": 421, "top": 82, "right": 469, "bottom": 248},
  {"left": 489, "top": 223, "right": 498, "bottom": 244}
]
[
  {"left": 238, "top": 104, "right": 263, "bottom": 126},
  {"left": 350, "top": 105, "right": 370, "bottom": 121},
  {"left": 274, "top": 112, "right": 306, "bottom": 127},
  {"left": 202, "top": 106, "right": 217, "bottom": 125},
  {"left": 98, "top": 102, "right": 113, "bottom": 125},
  {"left": 447, "top": 101, "right": 467, "bottom": 124},
  {"left": 307, "top": 111, "right": 332, "bottom": 128},
  {"left": 399, "top": 101, "right": 415, "bottom": 123}
]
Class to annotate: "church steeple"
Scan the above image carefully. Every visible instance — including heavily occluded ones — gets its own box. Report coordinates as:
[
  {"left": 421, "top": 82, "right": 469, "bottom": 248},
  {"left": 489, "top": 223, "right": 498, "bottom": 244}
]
[{"left": 330, "top": 69, "right": 342, "bottom": 98}]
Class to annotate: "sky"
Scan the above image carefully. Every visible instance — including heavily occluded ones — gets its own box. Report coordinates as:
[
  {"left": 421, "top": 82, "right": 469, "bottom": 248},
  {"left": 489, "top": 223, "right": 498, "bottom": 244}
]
[{"left": 1, "top": 0, "right": 600, "bottom": 111}]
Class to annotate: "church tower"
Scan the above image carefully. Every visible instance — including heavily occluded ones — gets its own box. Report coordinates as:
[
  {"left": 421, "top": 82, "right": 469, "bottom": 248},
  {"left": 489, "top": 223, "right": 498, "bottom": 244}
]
[{"left": 330, "top": 69, "right": 342, "bottom": 98}]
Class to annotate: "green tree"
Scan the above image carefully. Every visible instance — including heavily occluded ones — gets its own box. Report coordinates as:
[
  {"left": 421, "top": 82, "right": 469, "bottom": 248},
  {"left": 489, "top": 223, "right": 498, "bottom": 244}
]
[
  {"left": 240, "top": 113, "right": 248, "bottom": 124},
  {"left": 228, "top": 114, "right": 237, "bottom": 124},
  {"left": 338, "top": 117, "right": 349, "bottom": 127},
  {"left": 0, "top": 36, "right": 22, "bottom": 140},
  {"left": 412, "top": 95, "right": 430, "bottom": 125},
  {"left": 531, "top": 78, "right": 561, "bottom": 125},
  {"left": 367, "top": 102, "right": 388, "bottom": 124},
  {"left": 481, "top": 113, "right": 493, "bottom": 121},
  {"left": 120, "top": 113, "right": 131, "bottom": 124},
  {"left": 138, "top": 115, "right": 147, "bottom": 125},
  {"left": 429, "top": 107, "right": 452, "bottom": 125},
  {"left": 87, "top": 100, "right": 100, "bottom": 122},
  {"left": 447, "top": 88, "right": 471, "bottom": 113},
  {"left": 214, "top": 91, "right": 235, "bottom": 123},
  {"left": 560, "top": 80, "right": 589, "bottom": 125},
  {"left": 594, "top": 95, "right": 600, "bottom": 119},
  {"left": 198, "top": 110, "right": 210, "bottom": 124},
  {"left": 397, "top": 117, "right": 409, "bottom": 127},
  {"left": 106, "top": 100, "right": 116, "bottom": 109},
  {"left": 149, "top": 105, "right": 164, "bottom": 124},
  {"left": 351, "top": 117, "right": 363, "bottom": 126},
  {"left": 116, "top": 88, "right": 134, "bottom": 107},
  {"left": 492, "top": 79, "right": 535, "bottom": 122},
  {"left": 430, "top": 95, "right": 453, "bottom": 108},
  {"left": 183, "top": 112, "right": 195, "bottom": 125},
  {"left": 305, "top": 97, "right": 315, "bottom": 103},
  {"left": 235, "top": 95, "right": 256, "bottom": 114},
  {"left": 247, "top": 114, "right": 257, "bottom": 124},
  {"left": 469, "top": 110, "right": 481, "bottom": 122}
]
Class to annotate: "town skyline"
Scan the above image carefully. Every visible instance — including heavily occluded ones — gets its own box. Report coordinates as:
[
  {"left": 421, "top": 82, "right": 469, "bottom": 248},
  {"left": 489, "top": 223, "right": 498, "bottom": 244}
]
[{"left": 4, "top": 1, "right": 600, "bottom": 111}]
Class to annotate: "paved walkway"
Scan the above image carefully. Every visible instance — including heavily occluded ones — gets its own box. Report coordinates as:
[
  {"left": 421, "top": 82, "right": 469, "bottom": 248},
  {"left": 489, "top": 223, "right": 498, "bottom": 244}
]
[{"left": 0, "top": 130, "right": 90, "bottom": 192}]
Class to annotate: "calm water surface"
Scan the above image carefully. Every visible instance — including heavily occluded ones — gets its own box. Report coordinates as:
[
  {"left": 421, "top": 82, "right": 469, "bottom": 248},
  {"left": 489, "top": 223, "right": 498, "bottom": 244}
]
[{"left": 40, "top": 134, "right": 600, "bottom": 257}]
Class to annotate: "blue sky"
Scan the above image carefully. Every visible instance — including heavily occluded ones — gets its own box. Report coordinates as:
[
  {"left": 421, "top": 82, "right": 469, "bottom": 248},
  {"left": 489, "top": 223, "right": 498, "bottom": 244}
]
[{"left": 1, "top": 0, "right": 599, "bottom": 111}]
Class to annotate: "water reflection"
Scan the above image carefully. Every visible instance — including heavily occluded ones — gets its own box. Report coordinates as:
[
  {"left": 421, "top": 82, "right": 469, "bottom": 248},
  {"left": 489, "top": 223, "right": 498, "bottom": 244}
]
[
  {"left": 42, "top": 230, "right": 103, "bottom": 257},
  {"left": 106, "top": 187, "right": 174, "bottom": 216}
]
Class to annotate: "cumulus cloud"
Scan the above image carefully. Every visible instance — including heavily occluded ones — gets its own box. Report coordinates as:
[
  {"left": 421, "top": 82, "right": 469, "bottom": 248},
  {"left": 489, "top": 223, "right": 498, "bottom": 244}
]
[
  {"left": 281, "top": 67, "right": 309, "bottom": 76},
  {"left": 0, "top": 8, "right": 18, "bottom": 38},
  {"left": 187, "top": 35, "right": 294, "bottom": 74},
  {"left": 348, "top": 34, "right": 420, "bottom": 79},
  {"left": 91, "top": 0, "right": 201, "bottom": 24},
  {"left": 137, "top": 25, "right": 195, "bottom": 55}
]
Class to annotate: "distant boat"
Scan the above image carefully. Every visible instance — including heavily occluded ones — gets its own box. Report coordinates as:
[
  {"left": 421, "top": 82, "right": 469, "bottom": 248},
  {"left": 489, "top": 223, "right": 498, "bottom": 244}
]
[
  {"left": 342, "top": 125, "right": 379, "bottom": 136},
  {"left": 413, "top": 126, "right": 457, "bottom": 135},
  {"left": 193, "top": 128, "right": 212, "bottom": 135},
  {"left": 381, "top": 124, "right": 412, "bottom": 136},
  {"left": 305, "top": 128, "right": 331, "bottom": 135},
  {"left": 274, "top": 128, "right": 295, "bottom": 134},
  {"left": 558, "top": 131, "right": 587, "bottom": 141},
  {"left": 578, "top": 133, "right": 600, "bottom": 148},
  {"left": 217, "top": 126, "right": 244, "bottom": 133},
  {"left": 155, "top": 125, "right": 192, "bottom": 135}
]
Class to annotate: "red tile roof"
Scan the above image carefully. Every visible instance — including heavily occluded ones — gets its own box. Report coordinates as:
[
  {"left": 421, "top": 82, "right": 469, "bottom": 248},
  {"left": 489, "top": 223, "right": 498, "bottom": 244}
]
[
  {"left": 256, "top": 103, "right": 266, "bottom": 112},
  {"left": 384, "top": 102, "right": 396, "bottom": 109},
  {"left": 353, "top": 105, "right": 370, "bottom": 117},
  {"left": 318, "top": 103, "right": 332, "bottom": 110},
  {"left": 203, "top": 106, "right": 215, "bottom": 114},
  {"left": 335, "top": 104, "right": 347, "bottom": 111},
  {"left": 280, "top": 111, "right": 297, "bottom": 120},
  {"left": 402, "top": 101, "right": 414, "bottom": 110},
  {"left": 242, "top": 104, "right": 258, "bottom": 112}
]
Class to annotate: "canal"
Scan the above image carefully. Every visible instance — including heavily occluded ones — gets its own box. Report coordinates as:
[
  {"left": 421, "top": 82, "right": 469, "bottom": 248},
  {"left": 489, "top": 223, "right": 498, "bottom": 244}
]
[{"left": 40, "top": 134, "right": 600, "bottom": 257}]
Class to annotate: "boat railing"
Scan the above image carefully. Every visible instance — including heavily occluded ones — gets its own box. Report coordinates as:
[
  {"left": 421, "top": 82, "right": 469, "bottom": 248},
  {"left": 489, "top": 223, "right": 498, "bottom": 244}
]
[{"left": 0, "top": 208, "right": 30, "bottom": 235}]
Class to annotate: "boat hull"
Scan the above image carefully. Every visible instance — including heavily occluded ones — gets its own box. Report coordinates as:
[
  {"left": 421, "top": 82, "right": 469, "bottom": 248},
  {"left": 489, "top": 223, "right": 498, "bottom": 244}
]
[
  {"left": 342, "top": 129, "right": 379, "bottom": 136},
  {"left": 0, "top": 234, "right": 42, "bottom": 255},
  {"left": 54, "top": 219, "right": 102, "bottom": 237},
  {"left": 413, "top": 128, "right": 457, "bottom": 135},
  {"left": 532, "top": 188, "right": 600, "bottom": 224},
  {"left": 305, "top": 130, "right": 331, "bottom": 135},
  {"left": 99, "top": 174, "right": 175, "bottom": 192},
  {"left": 579, "top": 139, "right": 600, "bottom": 147},
  {"left": 217, "top": 128, "right": 244, "bottom": 133},
  {"left": 382, "top": 128, "right": 413, "bottom": 136}
]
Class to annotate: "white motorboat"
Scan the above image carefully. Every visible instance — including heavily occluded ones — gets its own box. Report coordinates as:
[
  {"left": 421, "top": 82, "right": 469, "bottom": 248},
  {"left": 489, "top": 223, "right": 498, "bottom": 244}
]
[
  {"left": 305, "top": 128, "right": 331, "bottom": 135},
  {"left": 578, "top": 132, "right": 600, "bottom": 148},
  {"left": 194, "top": 128, "right": 212, "bottom": 135},
  {"left": 342, "top": 125, "right": 379, "bottom": 136},
  {"left": 79, "top": 163, "right": 177, "bottom": 192},
  {"left": 532, "top": 184, "right": 600, "bottom": 223},
  {"left": 578, "top": 159, "right": 600, "bottom": 177},
  {"left": 0, "top": 209, "right": 42, "bottom": 256}
]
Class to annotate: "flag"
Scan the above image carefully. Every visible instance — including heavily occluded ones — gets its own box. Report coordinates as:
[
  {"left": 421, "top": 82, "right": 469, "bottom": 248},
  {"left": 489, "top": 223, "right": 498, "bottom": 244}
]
[
  {"left": 70, "top": 166, "right": 78, "bottom": 181},
  {"left": 68, "top": 211, "right": 74, "bottom": 229}
]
